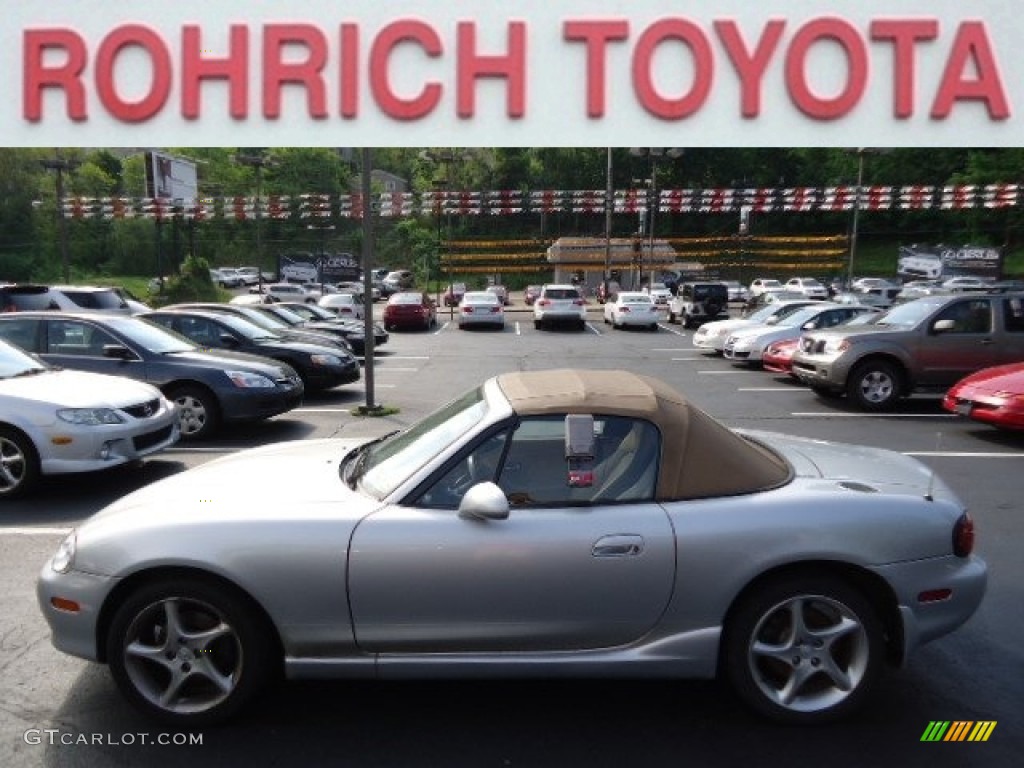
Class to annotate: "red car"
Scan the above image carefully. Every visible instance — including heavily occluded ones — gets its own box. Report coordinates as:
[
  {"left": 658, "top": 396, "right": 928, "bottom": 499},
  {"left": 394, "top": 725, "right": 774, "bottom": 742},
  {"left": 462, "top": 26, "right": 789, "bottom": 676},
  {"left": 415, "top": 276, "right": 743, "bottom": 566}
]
[
  {"left": 762, "top": 338, "right": 800, "bottom": 377},
  {"left": 382, "top": 292, "right": 436, "bottom": 331},
  {"left": 943, "top": 362, "right": 1024, "bottom": 430},
  {"left": 443, "top": 283, "right": 467, "bottom": 307}
]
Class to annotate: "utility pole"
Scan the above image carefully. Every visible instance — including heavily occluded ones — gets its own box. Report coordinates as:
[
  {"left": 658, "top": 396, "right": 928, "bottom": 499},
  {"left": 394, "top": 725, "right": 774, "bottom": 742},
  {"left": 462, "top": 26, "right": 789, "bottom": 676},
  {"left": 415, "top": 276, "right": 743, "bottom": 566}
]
[{"left": 40, "top": 154, "right": 76, "bottom": 283}]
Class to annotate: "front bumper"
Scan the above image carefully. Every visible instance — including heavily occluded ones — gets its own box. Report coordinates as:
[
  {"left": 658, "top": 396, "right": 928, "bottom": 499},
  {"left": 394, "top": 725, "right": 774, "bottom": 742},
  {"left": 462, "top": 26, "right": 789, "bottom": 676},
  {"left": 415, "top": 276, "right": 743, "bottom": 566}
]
[
  {"left": 39, "top": 415, "right": 179, "bottom": 475},
  {"left": 38, "top": 562, "right": 115, "bottom": 662},
  {"left": 791, "top": 352, "right": 854, "bottom": 390}
]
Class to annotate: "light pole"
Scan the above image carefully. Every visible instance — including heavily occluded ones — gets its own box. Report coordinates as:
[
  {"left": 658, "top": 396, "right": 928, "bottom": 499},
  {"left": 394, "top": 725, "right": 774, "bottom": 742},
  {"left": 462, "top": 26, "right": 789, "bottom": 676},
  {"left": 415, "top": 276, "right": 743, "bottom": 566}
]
[
  {"left": 630, "top": 148, "right": 683, "bottom": 290},
  {"left": 846, "top": 148, "right": 887, "bottom": 288},
  {"left": 40, "top": 153, "right": 77, "bottom": 283},
  {"left": 236, "top": 153, "right": 269, "bottom": 291},
  {"left": 419, "top": 149, "right": 457, "bottom": 312},
  {"left": 603, "top": 148, "right": 613, "bottom": 298}
]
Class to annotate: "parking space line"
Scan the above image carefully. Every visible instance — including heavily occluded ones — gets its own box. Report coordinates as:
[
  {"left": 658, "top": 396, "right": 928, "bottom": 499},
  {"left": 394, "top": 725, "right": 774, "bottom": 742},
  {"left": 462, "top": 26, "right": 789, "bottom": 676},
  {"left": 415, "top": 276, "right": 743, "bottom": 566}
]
[
  {"left": 0, "top": 527, "right": 72, "bottom": 536},
  {"left": 515, "top": 321, "right": 521, "bottom": 335},
  {"left": 434, "top": 322, "right": 449, "bottom": 334},
  {"left": 658, "top": 325, "right": 687, "bottom": 337},
  {"left": 295, "top": 408, "right": 356, "bottom": 412},
  {"left": 585, "top": 322, "right": 601, "bottom": 334},
  {"left": 905, "top": 451, "right": 1024, "bottom": 457},
  {"left": 738, "top": 387, "right": 805, "bottom": 392},
  {"left": 789, "top": 412, "right": 957, "bottom": 418}
]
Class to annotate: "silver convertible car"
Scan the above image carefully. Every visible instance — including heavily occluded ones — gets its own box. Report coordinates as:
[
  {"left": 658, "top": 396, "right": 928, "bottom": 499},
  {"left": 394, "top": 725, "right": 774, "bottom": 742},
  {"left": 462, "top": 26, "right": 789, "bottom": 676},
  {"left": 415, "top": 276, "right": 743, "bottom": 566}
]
[{"left": 37, "top": 369, "right": 986, "bottom": 726}]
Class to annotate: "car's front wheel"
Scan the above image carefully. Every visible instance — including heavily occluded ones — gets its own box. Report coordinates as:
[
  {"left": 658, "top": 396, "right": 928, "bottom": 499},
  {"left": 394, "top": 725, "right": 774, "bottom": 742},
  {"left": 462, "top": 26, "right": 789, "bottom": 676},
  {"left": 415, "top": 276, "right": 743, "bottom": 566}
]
[
  {"left": 167, "top": 385, "right": 219, "bottom": 440},
  {"left": 107, "top": 578, "right": 276, "bottom": 726},
  {"left": 847, "top": 360, "right": 902, "bottom": 411},
  {"left": 723, "top": 575, "right": 884, "bottom": 724},
  {"left": 0, "top": 427, "right": 40, "bottom": 499}
]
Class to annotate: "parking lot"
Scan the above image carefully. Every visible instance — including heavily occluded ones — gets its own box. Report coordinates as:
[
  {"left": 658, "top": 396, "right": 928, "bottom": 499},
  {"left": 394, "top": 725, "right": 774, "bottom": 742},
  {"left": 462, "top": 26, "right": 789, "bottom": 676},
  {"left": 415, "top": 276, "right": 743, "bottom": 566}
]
[{"left": 0, "top": 303, "right": 1021, "bottom": 767}]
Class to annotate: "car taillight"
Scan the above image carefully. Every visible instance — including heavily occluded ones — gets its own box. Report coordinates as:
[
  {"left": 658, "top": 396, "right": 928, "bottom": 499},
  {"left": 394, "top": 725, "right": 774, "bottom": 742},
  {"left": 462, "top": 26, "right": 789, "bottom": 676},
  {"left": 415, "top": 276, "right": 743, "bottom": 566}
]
[
  {"left": 573, "top": 299, "right": 584, "bottom": 306},
  {"left": 463, "top": 306, "right": 474, "bottom": 313},
  {"left": 620, "top": 306, "right": 630, "bottom": 312},
  {"left": 490, "top": 306, "right": 500, "bottom": 313},
  {"left": 538, "top": 299, "right": 550, "bottom": 306},
  {"left": 953, "top": 512, "right": 975, "bottom": 557}
]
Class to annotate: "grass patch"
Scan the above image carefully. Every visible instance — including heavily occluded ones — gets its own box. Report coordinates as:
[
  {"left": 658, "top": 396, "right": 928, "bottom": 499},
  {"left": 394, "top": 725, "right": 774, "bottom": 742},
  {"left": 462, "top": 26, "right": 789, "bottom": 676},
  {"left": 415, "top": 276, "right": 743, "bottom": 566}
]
[{"left": 352, "top": 405, "right": 401, "bottom": 417}]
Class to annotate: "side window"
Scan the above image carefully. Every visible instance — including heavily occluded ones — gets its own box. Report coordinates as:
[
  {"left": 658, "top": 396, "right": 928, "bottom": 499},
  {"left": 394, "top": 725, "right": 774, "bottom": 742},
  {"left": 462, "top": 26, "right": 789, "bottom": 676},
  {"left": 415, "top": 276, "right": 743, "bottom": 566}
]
[
  {"left": 497, "top": 415, "right": 659, "bottom": 507},
  {"left": 46, "top": 320, "right": 117, "bottom": 356},
  {"left": 177, "top": 317, "right": 225, "bottom": 346},
  {"left": 1003, "top": 298, "right": 1024, "bottom": 333},
  {"left": 417, "top": 430, "right": 511, "bottom": 509},
  {"left": 936, "top": 299, "right": 992, "bottom": 334},
  {"left": 0, "top": 318, "right": 41, "bottom": 352}
]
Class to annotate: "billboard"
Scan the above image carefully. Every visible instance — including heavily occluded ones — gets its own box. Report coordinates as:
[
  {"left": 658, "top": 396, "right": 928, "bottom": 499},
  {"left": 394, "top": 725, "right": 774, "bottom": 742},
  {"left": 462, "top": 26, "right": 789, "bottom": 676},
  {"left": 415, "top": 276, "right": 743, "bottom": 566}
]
[
  {"left": 144, "top": 151, "right": 198, "bottom": 201},
  {"left": 897, "top": 244, "right": 1003, "bottom": 281}
]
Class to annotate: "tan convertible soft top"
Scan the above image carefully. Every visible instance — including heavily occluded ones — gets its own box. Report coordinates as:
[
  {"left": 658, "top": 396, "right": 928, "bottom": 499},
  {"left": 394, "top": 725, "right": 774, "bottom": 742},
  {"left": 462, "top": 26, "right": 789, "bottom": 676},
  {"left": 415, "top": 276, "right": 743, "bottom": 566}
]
[{"left": 496, "top": 369, "right": 791, "bottom": 500}]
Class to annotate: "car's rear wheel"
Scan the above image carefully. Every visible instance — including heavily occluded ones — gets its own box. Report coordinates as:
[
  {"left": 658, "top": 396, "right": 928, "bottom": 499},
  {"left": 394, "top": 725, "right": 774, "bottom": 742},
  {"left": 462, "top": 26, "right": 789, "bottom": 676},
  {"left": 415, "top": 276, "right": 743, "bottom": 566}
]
[
  {"left": 167, "top": 385, "right": 219, "bottom": 440},
  {"left": 724, "top": 575, "right": 883, "bottom": 724},
  {"left": 0, "top": 427, "right": 40, "bottom": 499},
  {"left": 667, "top": 310, "right": 677, "bottom": 323},
  {"left": 107, "top": 578, "right": 275, "bottom": 726},
  {"left": 847, "top": 360, "right": 902, "bottom": 411}
]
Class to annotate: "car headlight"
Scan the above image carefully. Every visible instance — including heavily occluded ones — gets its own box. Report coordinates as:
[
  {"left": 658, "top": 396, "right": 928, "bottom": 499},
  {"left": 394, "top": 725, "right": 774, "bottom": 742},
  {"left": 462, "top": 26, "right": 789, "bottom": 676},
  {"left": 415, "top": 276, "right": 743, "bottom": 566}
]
[
  {"left": 56, "top": 408, "right": 125, "bottom": 425},
  {"left": 310, "top": 354, "right": 341, "bottom": 366},
  {"left": 51, "top": 532, "right": 77, "bottom": 574},
  {"left": 822, "top": 338, "right": 850, "bottom": 355},
  {"left": 225, "top": 370, "right": 275, "bottom": 388}
]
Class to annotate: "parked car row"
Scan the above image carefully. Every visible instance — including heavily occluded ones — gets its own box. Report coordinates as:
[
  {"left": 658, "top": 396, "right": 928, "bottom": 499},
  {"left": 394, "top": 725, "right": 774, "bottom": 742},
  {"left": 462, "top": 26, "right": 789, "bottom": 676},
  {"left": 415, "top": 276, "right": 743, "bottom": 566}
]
[{"left": 691, "top": 290, "right": 1024, "bottom": 427}]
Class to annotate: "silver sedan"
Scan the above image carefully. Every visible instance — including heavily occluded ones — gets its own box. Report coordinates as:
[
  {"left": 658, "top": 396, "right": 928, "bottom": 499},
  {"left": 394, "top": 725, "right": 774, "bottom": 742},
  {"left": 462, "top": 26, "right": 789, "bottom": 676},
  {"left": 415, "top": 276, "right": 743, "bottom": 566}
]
[{"left": 38, "top": 369, "right": 986, "bottom": 726}]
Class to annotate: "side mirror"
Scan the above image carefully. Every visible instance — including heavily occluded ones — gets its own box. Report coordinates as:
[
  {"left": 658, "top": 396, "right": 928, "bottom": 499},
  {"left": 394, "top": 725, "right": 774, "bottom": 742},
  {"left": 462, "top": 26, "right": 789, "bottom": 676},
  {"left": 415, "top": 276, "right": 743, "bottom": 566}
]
[
  {"left": 458, "top": 482, "right": 510, "bottom": 520},
  {"left": 765, "top": 316, "right": 780, "bottom": 325},
  {"left": 219, "top": 334, "right": 241, "bottom": 348},
  {"left": 932, "top": 318, "right": 956, "bottom": 333},
  {"left": 102, "top": 344, "right": 133, "bottom": 360}
]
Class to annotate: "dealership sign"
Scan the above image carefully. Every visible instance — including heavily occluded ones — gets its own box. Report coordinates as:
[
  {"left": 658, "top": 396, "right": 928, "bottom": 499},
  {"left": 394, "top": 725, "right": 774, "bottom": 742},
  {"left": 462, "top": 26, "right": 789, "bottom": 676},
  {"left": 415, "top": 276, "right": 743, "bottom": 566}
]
[
  {"left": 4, "top": 1, "right": 1023, "bottom": 146},
  {"left": 898, "top": 244, "right": 1003, "bottom": 280}
]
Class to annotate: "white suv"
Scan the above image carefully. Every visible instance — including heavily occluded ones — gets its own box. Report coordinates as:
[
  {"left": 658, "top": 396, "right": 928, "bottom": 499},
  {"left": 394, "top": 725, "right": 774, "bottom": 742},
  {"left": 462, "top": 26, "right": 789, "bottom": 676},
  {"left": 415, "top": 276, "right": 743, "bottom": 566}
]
[
  {"left": 533, "top": 284, "right": 587, "bottom": 331},
  {"left": 785, "top": 277, "right": 829, "bottom": 300},
  {"left": 262, "top": 283, "right": 322, "bottom": 303}
]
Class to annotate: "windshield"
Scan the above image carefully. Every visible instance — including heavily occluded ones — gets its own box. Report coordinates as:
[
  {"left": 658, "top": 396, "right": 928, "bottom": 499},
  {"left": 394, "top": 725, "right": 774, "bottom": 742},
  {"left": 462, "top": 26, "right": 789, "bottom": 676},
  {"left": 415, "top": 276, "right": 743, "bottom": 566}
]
[
  {"left": 355, "top": 387, "right": 488, "bottom": 498},
  {"left": 213, "top": 313, "right": 276, "bottom": 340},
  {"left": 875, "top": 297, "right": 946, "bottom": 327},
  {"left": 264, "top": 306, "right": 306, "bottom": 324},
  {"left": 777, "top": 306, "right": 824, "bottom": 327},
  {"left": 0, "top": 338, "right": 48, "bottom": 377},
  {"left": 103, "top": 316, "right": 195, "bottom": 353}
]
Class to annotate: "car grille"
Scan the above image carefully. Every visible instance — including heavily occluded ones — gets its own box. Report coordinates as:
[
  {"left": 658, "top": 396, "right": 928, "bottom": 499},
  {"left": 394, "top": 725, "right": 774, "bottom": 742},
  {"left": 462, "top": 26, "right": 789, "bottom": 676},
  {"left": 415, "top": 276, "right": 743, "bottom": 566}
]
[
  {"left": 133, "top": 424, "right": 174, "bottom": 451},
  {"left": 122, "top": 398, "right": 161, "bottom": 419}
]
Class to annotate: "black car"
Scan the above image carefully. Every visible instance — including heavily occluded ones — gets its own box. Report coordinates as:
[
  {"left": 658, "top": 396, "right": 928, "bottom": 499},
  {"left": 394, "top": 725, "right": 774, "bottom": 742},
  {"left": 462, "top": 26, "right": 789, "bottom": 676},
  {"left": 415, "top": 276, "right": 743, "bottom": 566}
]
[
  {"left": 165, "top": 302, "right": 355, "bottom": 354},
  {"left": 272, "top": 302, "right": 390, "bottom": 354},
  {"left": 0, "top": 312, "right": 304, "bottom": 440},
  {"left": 143, "top": 309, "right": 361, "bottom": 393}
]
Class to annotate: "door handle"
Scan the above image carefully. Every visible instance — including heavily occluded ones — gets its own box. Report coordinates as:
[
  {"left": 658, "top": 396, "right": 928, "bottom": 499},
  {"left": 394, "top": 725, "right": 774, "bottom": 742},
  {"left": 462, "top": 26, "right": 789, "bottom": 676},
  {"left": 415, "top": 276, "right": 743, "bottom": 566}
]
[{"left": 592, "top": 534, "right": 645, "bottom": 557}]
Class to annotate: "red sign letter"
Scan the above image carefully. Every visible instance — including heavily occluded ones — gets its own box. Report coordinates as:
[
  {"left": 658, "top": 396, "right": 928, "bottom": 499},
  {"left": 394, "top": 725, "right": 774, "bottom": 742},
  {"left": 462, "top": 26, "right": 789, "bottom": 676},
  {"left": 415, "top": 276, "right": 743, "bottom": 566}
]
[
  {"left": 23, "top": 28, "right": 88, "bottom": 121},
  {"left": 369, "top": 20, "right": 443, "bottom": 121},
  {"left": 871, "top": 19, "right": 938, "bottom": 119},
  {"left": 786, "top": 18, "right": 867, "bottom": 120},
  {"left": 633, "top": 19, "right": 713, "bottom": 119},
  {"left": 932, "top": 21, "right": 1010, "bottom": 119},
  {"left": 563, "top": 20, "right": 629, "bottom": 118},
  {"left": 457, "top": 22, "right": 526, "bottom": 119},
  {"left": 716, "top": 20, "right": 786, "bottom": 118},
  {"left": 95, "top": 25, "right": 172, "bottom": 123},
  {"left": 263, "top": 24, "right": 328, "bottom": 119},
  {"left": 182, "top": 25, "right": 249, "bottom": 120}
]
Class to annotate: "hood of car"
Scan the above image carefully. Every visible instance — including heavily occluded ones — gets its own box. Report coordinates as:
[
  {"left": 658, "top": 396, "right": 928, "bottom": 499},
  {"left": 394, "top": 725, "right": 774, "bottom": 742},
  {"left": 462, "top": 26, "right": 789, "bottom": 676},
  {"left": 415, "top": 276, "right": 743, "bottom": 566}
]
[
  {"left": 83, "top": 438, "right": 375, "bottom": 528},
  {"left": 1, "top": 368, "right": 161, "bottom": 408}
]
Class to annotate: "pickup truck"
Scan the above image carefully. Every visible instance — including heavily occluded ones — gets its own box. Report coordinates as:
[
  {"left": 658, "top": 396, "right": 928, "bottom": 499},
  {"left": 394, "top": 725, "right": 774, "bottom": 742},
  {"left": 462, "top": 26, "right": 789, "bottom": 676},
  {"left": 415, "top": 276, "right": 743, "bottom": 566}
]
[{"left": 791, "top": 293, "right": 1024, "bottom": 410}]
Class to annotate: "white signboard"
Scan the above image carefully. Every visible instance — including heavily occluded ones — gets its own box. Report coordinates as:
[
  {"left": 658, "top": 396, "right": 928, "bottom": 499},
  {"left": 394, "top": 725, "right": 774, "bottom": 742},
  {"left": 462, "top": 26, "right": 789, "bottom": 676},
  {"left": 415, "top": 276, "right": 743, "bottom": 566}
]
[{"left": 4, "top": 1, "right": 1023, "bottom": 146}]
